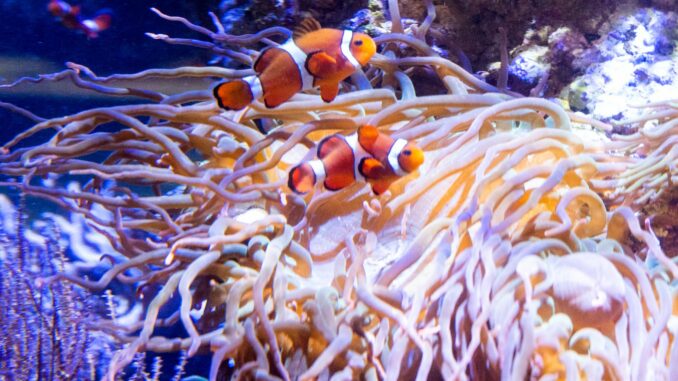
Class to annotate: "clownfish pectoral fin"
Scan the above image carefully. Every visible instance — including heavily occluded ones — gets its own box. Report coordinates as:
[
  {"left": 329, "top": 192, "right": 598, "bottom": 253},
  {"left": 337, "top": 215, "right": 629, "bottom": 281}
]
[
  {"left": 357, "top": 125, "right": 379, "bottom": 150},
  {"left": 370, "top": 178, "right": 394, "bottom": 195},
  {"left": 213, "top": 79, "right": 254, "bottom": 110},
  {"left": 306, "top": 51, "right": 337, "bottom": 79},
  {"left": 288, "top": 163, "right": 317, "bottom": 194},
  {"left": 320, "top": 82, "right": 340, "bottom": 103},
  {"left": 293, "top": 17, "right": 322, "bottom": 39},
  {"left": 359, "top": 157, "right": 386, "bottom": 179}
]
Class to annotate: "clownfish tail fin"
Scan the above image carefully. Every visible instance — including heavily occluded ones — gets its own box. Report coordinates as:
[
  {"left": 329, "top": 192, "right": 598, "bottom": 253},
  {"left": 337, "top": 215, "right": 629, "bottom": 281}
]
[
  {"left": 289, "top": 160, "right": 324, "bottom": 194},
  {"left": 288, "top": 163, "right": 316, "bottom": 194},
  {"left": 213, "top": 78, "right": 254, "bottom": 111}
]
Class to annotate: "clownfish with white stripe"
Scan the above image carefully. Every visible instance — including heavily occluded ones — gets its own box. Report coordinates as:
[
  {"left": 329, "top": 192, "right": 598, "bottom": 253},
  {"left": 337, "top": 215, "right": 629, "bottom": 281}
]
[
  {"left": 213, "top": 18, "right": 376, "bottom": 110},
  {"left": 48, "top": 0, "right": 112, "bottom": 38},
  {"left": 288, "top": 125, "right": 424, "bottom": 195}
]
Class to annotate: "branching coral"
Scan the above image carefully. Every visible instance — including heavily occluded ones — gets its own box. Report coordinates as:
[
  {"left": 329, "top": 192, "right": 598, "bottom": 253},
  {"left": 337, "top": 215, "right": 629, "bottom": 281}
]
[
  {"left": 0, "top": 194, "right": 114, "bottom": 380},
  {"left": 1, "top": 1, "right": 678, "bottom": 380}
]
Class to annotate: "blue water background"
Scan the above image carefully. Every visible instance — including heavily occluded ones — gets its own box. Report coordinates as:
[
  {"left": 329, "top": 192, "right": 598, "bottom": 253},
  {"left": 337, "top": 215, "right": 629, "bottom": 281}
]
[
  {"left": 1, "top": 0, "right": 220, "bottom": 145},
  {"left": 1, "top": 1, "right": 230, "bottom": 379}
]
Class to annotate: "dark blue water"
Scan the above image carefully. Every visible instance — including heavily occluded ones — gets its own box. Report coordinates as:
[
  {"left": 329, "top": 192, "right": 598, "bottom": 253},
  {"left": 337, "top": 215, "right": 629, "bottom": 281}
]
[
  {"left": 1, "top": 0, "right": 219, "bottom": 73},
  {"left": 1, "top": 1, "right": 227, "bottom": 379},
  {"left": 0, "top": 0, "right": 223, "bottom": 144}
]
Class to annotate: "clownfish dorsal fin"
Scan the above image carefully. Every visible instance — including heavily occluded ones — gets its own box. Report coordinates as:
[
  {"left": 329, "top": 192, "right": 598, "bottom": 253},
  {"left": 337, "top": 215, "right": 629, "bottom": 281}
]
[
  {"left": 293, "top": 17, "right": 322, "bottom": 39},
  {"left": 357, "top": 125, "right": 379, "bottom": 150}
]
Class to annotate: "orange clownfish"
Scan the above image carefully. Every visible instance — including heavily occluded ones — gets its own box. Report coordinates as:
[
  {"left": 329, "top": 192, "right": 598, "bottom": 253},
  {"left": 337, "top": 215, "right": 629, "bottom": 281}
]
[
  {"left": 213, "top": 18, "right": 376, "bottom": 110},
  {"left": 288, "top": 125, "right": 424, "bottom": 195},
  {"left": 48, "top": 0, "right": 112, "bottom": 38}
]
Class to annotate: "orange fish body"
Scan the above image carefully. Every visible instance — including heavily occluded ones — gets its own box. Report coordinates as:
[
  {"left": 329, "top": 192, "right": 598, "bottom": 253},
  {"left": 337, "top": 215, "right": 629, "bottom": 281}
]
[
  {"left": 79, "top": 11, "right": 112, "bottom": 38},
  {"left": 288, "top": 125, "right": 424, "bottom": 195},
  {"left": 214, "top": 19, "right": 376, "bottom": 110},
  {"left": 48, "top": 0, "right": 78, "bottom": 18},
  {"left": 48, "top": 0, "right": 111, "bottom": 38}
]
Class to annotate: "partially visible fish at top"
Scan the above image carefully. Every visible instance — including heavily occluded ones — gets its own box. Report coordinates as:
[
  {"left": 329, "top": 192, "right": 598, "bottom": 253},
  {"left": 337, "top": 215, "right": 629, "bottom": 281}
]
[
  {"left": 213, "top": 18, "right": 377, "bottom": 110},
  {"left": 48, "top": 0, "right": 112, "bottom": 38},
  {"left": 288, "top": 125, "right": 424, "bottom": 196}
]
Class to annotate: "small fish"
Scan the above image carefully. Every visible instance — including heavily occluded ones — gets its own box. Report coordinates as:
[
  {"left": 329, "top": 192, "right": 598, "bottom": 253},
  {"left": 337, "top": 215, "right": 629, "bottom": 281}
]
[
  {"left": 48, "top": 0, "right": 112, "bottom": 38},
  {"left": 288, "top": 125, "right": 424, "bottom": 195},
  {"left": 213, "top": 18, "right": 376, "bottom": 110}
]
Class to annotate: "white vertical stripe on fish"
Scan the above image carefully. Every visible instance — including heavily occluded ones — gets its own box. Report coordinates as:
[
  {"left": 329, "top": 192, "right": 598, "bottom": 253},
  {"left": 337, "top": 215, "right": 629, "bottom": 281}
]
[
  {"left": 245, "top": 76, "right": 264, "bottom": 100},
  {"left": 388, "top": 138, "right": 408, "bottom": 177},
  {"left": 340, "top": 30, "right": 360, "bottom": 69},
  {"left": 309, "top": 159, "right": 326, "bottom": 184},
  {"left": 280, "top": 40, "right": 314, "bottom": 90},
  {"left": 82, "top": 20, "right": 98, "bottom": 31},
  {"left": 345, "top": 132, "right": 369, "bottom": 182}
]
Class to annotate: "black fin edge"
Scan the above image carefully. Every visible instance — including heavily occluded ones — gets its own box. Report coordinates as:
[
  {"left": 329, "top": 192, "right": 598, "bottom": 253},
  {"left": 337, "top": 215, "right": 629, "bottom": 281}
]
[
  {"left": 253, "top": 47, "right": 270, "bottom": 74},
  {"left": 288, "top": 164, "right": 316, "bottom": 195},
  {"left": 263, "top": 49, "right": 301, "bottom": 109},
  {"left": 316, "top": 134, "right": 335, "bottom": 160},
  {"left": 213, "top": 82, "right": 231, "bottom": 110},
  {"left": 213, "top": 79, "right": 255, "bottom": 111},
  {"left": 358, "top": 157, "right": 369, "bottom": 179},
  {"left": 304, "top": 50, "right": 322, "bottom": 78}
]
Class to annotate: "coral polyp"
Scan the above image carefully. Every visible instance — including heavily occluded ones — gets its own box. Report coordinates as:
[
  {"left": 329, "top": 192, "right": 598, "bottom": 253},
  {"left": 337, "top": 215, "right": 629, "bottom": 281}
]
[{"left": 1, "top": 1, "right": 678, "bottom": 380}]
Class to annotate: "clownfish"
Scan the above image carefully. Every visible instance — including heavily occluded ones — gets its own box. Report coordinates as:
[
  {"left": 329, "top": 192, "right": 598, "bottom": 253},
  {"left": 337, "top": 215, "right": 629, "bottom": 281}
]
[
  {"left": 213, "top": 18, "right": 376, "bottom": 110},
  {"left": 288, "top": 125, "right": 424, "bottom": 195},
  {"left": 48, "top": 0, "right": 112, "bottom": 38}
]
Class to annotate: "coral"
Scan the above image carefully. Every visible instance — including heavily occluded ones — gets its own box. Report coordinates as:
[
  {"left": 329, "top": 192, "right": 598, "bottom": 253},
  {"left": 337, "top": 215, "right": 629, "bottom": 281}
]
[
  {"left": 639, "top": 186, "right": 678, "bottom": 258},
  {"left": 564, "top": 7, "right": 678, "bottom": 121},
  {"left": 1, "top": 2, "right": 678, "bottom": 380},
  {"left": 218, "top": 0, "right": 371, "bottom": 39},
  {"left": 395, "top": 1, "right": 678, "bottom": 121},
  {"left": 0, "top": 194, "right": 113, "bottom": 380},
  {"left": 411, "top": 0, "right": 625, "bottom": 72}
]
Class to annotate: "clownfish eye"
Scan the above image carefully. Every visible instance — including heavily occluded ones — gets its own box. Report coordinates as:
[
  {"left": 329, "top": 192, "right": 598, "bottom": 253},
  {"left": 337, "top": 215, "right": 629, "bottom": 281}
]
[
  {"left": 403, "top": 149, "right": 411, "bottom": 156},
  {"left": 354, "top": 40, "right": 363, "bottom": 46}
]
